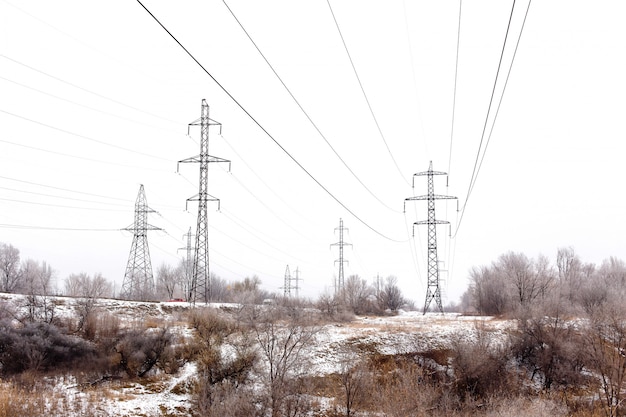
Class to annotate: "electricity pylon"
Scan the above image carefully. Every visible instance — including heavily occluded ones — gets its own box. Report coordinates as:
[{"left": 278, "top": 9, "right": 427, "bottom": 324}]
[
  {"left": 178, "top": 99, "right": 230, "bottom": 304},
  {"left": 404, "top": 161, "right": 457, "bottom": 314},
  {"left": 282, "top": 265, "right": 302, "bottom": 298},
  {"left": 283, "top": 265, "right": 292, "bottom": 297},
  {"left": 121, "top": 184, "right": 161, "bottom": 301},
  {"left": 177, "top": 227, "right": 195, "bottom": 302},
  {"left": 292, "top": 267, "right": 302, "bottom": 298},
  {"left": 331, "top": 218, "right": 351, "bottom": 295}
]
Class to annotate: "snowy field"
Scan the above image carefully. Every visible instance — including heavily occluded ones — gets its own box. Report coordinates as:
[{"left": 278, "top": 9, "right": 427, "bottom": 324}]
[{"left": 0, "top": 293, "right": 512, "bottom": 416}]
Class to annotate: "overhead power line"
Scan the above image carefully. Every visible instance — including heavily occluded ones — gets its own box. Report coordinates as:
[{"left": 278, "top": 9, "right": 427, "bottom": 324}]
[
  {"left": 326, "top": 0, "right": 410, "bottom": 186},
  {"left": 0, "top": 54, "right": 180, "bottom": 125},
  {"left": 0, "top": 108, "right": 171, "bottom": 162},
  {"left": 135, "top": 0, "right": 404, "bottom": 242},
  {"left": 0, "top": 196, "right": 128, "bottom": 211},
  {"left": 0, "top": 138, "right": 166, "bottom": 171},
  {"left": 221, "top": 0, "right": 401, "bottom": 214},
  {"left": 473, "top": 0, "right": 533, "bottom": 193},
  {"left": 447, "top": 0, "right": 463, "bottom": 179},
  {"left": 0, "top": 174, "right": 180, "bottom": 209},
  {"left": 0, "top": 75, "right": 180, "bottom": 134},
  {"left": 0, "top": 223, "right": 120, "bottom": 231},
  {"left": 0, "top": 185, "right": 130, "bottom": 207},
  {"left": 454, "top": 0, "right": 532, "bottom": 237}
]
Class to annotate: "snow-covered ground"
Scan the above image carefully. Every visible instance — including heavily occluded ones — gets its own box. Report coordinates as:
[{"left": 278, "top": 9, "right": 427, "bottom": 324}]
[
  {"left": 0, "top": 293, "right": 514, "bottom": 416},
  {"left": 309, "top": 311, "right": 512, "bottom": 375}
]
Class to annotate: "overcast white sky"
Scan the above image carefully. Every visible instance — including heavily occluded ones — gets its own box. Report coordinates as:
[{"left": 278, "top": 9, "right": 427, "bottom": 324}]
[{"left": 1, "top": 0, "right": 625, "bottom": 303}]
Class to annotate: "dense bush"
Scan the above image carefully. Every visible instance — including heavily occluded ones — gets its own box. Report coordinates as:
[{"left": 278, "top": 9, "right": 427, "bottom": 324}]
[
  {"left": 511, "top": 315, "right": 587, "bottom": 390},
  {"left": 191, "top": 309, "right": 258, "bottom": 416},
  {"left": 451, "top": 326, "right": 512, "bottom": 401},
  {"left": 113, "top": 326, "right": 175, "bottom": 378},
  {"left": 0, "top": 320, "right": 98, "bottom": 375}
]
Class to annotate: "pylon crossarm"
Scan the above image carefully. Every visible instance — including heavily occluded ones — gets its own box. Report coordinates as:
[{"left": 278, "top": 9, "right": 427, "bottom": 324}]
[
  {"left": 413, "top": 170, "right": 448, "bottom": 177},
  {"left": 407, "top": 194, "right": 457, "bottom": 201},
  {"left": 188, "top": 117, "right": 222, "bottom": 129},
  {"left": 178, "top": 155, "right": 202, "bottom": 165},
  {"left": 414, "top": 220, "right": 450, "bottom": 225},
  {"left": 207, "top": 155, "right": 230, "bottom": 164}
]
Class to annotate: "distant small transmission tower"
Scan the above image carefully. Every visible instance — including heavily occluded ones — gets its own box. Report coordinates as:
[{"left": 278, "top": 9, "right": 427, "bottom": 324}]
[
  {"left": 121, "top": 184, "right": 161, "bottom": 301},
  {"left": 178, "top": 99, "right": 230, "bottom": 304},
  {"left": 177, "top": 227, "right": 195, "bottom": 301},
  {"left": 282, "top": 265, "right": 302, "bottom": 298},
  {"left": 292, "top": 267, "right": 302, "bottom": 298},
  {"left": 404, "top": 161, "right": 457, "bottom": 314},
  {"left": 331, "top": 218, "right": 352, "bottom": 295},
  {"left": 283, "top": 265, "right": 292, "bottom": 297}
]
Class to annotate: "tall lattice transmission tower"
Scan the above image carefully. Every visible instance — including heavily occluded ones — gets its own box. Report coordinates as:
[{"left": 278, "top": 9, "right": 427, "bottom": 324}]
[
  {"left": 404, "top": 161, "right": 457, "bottom": 314},
  {"left": 178, "top": 99, "right": 230, "bottom": 304},
  {"left": 331, "top": 218, "right": 351, "bottom": 295},
  {"left": 121, "top": 184, "right": 161, "bottom": 301}
]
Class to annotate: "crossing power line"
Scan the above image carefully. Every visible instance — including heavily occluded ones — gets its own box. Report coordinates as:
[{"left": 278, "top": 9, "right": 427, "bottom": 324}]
[{"left": 135, "top": 0, "right": 404, "bottom": 243}]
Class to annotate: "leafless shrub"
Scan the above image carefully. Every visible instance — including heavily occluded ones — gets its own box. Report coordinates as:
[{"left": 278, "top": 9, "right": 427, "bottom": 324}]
[
  {"left": 585, "top": 302, "right": 626, "bottom": 417},
  {"left": 451, "top": 323, "right": 512, "bottom": 401},
  {"left": 0, "top": 320, "right": 98, "bottom": 375},
  {"left": 480, "top": 395, "right": 568, "bottom": 417},
  {"left": 194, "top": 379, "right": 262, "bottom": 417},
  {"left": 0, "top": 300, "right": 16, "bottom": 321},
  {"left": 113, "top": 327, "right": 174, "bottom": 378},
  {"left": 511, "top": 315, "right": 587, "bottom": 391},
  {"left": 191, "top": 307, "right": 257, "bottom": 415},
  {"left": 335, "top": 348, "right": 371, "bottom": 417},
  {"left": 252, "top": 304, "right": 320, "bottom": 417},
  {"left": 190, "top": 308, "right": 235, "bottom": 345},
  {"left": 316, "top": 291, "right": 354, "bottom": 323}
]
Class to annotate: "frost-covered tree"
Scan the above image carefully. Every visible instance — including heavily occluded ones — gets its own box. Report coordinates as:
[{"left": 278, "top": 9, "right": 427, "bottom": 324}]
[{"left": 0, "top": 243, "right": 21, "bottom": 293}]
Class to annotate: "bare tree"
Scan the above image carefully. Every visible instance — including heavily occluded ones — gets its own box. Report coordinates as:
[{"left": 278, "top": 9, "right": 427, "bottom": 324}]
[
  {"left": 379, "top": 276, "right": 405, "bottom": 312},
  {"left": 496, "top": 252, "right": 545, "bottom": 308},
  {"left": 20, "top": 260, "right": 55, "bottom": 323},
  {"left": 156, "top": 263, "right": 179, "bottom": 300},
  {"left": 452, "top": 322, "right": 512, "bottom": 400},
  {"left": 557, "top": 247, "right": 583, "bottom": 303},
  {"left": 317, "top": 289, "right": 340, "bottom": 317},
  {"left": 65, "top": 272, "right": 112, "bottom": 336},
  {"left": 337, "top": 348, "right": 370, "bottom": 417},
  {"left": 0, "top": 243, "right": 21, "bottom": 293},
  {"left": 342, "top": 275, "right": 373, "bottom": 315},
  {"left": 191, "top": 309, "right": 258, "bottom": 415},
  {"left": 577, "top": 257, "right": 626, "bottom": 315},
  {"left": 468, "top": 265, "right": 509, "bottom": 315},
  {"left": 209, "top": 273, "right": 228, "bottom": 302},
  {"left": 252, "top": 306, "right": 318, "bottom": 417},
  {"left": 65, "top": 272, "right": 111, "bottom": 299},
  {"left": 586, "top": 303, "right": 626, "bottom": 417},
  {"left": 21, "top": 260, "right": 53, "bottom": 295},
  {"left": 512, "top": 314, "right": 586, "bottom": 391}
]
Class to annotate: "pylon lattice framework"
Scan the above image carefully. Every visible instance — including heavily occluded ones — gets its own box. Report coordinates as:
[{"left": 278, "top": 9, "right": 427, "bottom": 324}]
[
  {"left": 177, "top": 227, "right": 195, "bottom": 301},
  {"left": 404, "top": 161, "right": 457, "bottom": 314},
  {"left": 282, "top": 265, "right": 302, "bottom": 298},
  {"left": 178, "top": 99, "right": 230, "bottom": 304},
  {"left": 331, "top": 218, "right": 351, "bottom": 294},
  {"left": 121, "top": 184, "right": 161, "bottom": 301}
]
